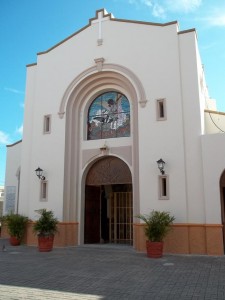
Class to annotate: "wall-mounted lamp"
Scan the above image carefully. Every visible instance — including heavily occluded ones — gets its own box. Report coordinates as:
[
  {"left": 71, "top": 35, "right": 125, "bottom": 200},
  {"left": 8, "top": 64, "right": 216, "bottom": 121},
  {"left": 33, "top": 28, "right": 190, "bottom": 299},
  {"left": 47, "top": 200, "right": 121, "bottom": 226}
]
[
  {"left": 35, "top": 167, "right": 45, "bottom": 180},
  {"left": 156, "top": 158, "right": 165, "bottom": 175}
]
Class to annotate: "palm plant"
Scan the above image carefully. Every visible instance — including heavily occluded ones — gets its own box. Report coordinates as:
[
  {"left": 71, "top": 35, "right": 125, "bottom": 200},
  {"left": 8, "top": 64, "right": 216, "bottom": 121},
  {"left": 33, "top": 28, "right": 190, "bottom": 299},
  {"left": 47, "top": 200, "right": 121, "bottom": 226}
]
[
  {"left": 2, "top": 213, "right": 28, "bottom": 242},
  {"left": 33, "top": 209, "right": 58, "bottom": 237},
  {"left": 137, "top": 210, "right": 175, "bottom": 242}
]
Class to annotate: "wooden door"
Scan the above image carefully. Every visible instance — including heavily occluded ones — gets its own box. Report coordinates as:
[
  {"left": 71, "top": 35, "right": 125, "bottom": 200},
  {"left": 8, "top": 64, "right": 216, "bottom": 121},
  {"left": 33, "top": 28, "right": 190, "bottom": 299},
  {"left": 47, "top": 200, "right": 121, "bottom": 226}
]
[
  {"left": 84, "top": 185, "right": 101, "bottom": 243},
  {"left": 222, "top": 187, "right": 225, "bottom": 251}
]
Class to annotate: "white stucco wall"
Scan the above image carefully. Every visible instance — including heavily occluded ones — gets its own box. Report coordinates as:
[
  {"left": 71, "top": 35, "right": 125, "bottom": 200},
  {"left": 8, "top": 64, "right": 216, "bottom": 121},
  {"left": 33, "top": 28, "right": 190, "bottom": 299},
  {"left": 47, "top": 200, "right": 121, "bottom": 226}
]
[
  {"left": 17, "top": 11, "right": 217, "bottom": 226},
  {"left": 201, "top": 133, "right": 225, "bottom": 223},
  {"left": 4, "top": 141, "right": 22, "bottom": 214}
]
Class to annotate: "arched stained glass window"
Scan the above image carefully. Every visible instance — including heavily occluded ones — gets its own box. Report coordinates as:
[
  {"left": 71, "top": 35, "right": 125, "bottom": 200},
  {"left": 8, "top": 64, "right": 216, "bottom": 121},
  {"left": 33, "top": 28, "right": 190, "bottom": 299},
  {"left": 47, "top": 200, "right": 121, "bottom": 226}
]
[{"left": 87, "top": 91, "right": 130, "bottom": 140}]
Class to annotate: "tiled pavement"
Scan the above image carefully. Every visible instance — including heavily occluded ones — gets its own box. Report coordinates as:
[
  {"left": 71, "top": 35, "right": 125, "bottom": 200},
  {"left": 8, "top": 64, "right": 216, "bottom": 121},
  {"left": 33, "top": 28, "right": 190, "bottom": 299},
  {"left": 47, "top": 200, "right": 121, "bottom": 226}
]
[{"left": 0, "top": 238, "right": 225, "bottom": 299}]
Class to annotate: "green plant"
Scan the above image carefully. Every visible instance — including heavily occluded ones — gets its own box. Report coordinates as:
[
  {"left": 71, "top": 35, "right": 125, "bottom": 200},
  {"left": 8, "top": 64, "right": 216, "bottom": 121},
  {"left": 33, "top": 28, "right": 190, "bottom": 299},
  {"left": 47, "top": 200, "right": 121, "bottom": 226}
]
[
  {"left": 2, "top": 213, "right": 28, "bottom": 242},
  {"left": 137, "top": 210, "right": 175, "bottom": 242},
  {"left": 33, "top": 209, "right": 58, "bottom": 236}
]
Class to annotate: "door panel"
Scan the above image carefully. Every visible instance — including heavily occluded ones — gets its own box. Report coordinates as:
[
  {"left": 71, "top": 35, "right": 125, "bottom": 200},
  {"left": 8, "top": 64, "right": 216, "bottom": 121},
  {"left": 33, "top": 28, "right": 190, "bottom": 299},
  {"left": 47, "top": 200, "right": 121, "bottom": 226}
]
[
  {"left": 109, "top": 192, "right": 133, "bottom": 245},
  {"left": 84, "top": 186, "right": 100, "bottom": 243},
  {"left": 222, "top": 187, "right": 225, "bottom": 251}
]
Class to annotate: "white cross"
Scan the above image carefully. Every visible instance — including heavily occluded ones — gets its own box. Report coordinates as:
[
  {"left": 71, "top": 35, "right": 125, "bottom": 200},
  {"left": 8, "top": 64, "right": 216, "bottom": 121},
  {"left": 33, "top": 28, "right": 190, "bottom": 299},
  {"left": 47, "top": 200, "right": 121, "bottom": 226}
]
[{"left": 91, "top": 9, "right": 111, "bottom": 46}]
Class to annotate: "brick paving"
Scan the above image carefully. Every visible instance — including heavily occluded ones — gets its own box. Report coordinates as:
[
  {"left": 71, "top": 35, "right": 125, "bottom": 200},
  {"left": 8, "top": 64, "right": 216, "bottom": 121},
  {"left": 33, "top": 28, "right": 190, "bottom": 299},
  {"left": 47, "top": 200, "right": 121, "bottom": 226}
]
[{"left": 0, "top": 238, "right": 225, "bottom": 299}]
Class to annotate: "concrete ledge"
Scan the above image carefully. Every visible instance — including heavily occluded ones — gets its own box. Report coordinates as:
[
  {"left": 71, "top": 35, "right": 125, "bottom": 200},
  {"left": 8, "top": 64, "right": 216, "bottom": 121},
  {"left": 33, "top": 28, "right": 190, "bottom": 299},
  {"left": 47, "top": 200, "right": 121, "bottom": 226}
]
[
  {"left": 133, "top": 223, "right": 224, "bottom": 255},
  {"left": 1, "top": 222, "right": 79, "bottom": 247}
]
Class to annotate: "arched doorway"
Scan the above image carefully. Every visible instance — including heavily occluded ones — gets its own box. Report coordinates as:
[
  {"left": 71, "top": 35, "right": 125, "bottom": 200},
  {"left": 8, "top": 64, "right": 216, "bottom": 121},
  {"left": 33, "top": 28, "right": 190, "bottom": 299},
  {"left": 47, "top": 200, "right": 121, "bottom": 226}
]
[
  {"left": 61, "top": 66, "right": 143, "bottom": 223},
  {"left": 220, "top": 171, "right": 225, "bottom": 252},
  {"left": 84, "top": 156, "right": 133, "bottom": 245}
]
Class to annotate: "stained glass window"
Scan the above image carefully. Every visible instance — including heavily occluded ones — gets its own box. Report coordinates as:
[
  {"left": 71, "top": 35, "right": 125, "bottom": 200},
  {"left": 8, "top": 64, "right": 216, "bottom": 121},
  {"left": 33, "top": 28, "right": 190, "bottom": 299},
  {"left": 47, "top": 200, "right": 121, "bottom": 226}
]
[{"left": 87, "top": 91, "right": 130, "bottom": 140}]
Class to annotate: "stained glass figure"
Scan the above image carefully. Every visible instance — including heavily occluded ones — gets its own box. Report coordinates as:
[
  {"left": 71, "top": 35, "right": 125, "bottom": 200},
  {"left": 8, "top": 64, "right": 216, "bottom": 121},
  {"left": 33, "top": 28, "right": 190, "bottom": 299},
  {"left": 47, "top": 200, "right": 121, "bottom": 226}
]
[{"left": 87, "top": 92, "right": 130, "bottom": 140}]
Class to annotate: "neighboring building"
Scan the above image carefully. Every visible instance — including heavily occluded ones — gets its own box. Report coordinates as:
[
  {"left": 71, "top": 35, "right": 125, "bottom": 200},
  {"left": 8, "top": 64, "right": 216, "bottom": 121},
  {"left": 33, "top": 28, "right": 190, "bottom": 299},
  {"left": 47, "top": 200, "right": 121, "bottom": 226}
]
[
  {"left": 4, "top": 140, "right": 22, "bottom": 215},
  {"left": 4, "top": 9, "right": 225, "bottom": 254},
  {"left": 0, "top": 186, "right": 4, "bottom": 217}
]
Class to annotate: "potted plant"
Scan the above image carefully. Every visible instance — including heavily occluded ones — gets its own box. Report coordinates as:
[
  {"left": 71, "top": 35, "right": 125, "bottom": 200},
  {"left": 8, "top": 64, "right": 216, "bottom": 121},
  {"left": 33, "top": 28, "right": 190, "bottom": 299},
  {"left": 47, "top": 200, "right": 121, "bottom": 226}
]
[
  {"left": 1, "top": 213, "right": 28, "bottom": 246},
  {"left": 137, "top": 210, "right": 175, "bottom": 258},
  {"left": 33, "top": 209, "right": 58, "bottom": 252}
]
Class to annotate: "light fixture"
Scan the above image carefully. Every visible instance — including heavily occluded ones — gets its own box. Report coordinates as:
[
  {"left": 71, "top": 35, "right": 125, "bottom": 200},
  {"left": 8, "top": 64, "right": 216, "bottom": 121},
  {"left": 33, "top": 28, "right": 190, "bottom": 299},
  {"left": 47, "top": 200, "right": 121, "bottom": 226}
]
[
  {"left": 35, "top": 167, "right": 45, "bottom": 180},
  {"left": 156, "top": 158, "right": 165, "bottom": 175}
]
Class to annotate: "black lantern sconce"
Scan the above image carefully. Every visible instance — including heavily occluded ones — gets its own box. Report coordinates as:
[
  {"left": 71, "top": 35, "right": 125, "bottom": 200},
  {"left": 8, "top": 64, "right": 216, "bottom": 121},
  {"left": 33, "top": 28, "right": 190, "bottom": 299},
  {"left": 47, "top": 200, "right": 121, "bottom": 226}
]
[
  {"left": 35, "top": 167, "right": 45, "bottom": 180},
  {"left": 156, "top": 158, "right": 165, "bottom": 175}
]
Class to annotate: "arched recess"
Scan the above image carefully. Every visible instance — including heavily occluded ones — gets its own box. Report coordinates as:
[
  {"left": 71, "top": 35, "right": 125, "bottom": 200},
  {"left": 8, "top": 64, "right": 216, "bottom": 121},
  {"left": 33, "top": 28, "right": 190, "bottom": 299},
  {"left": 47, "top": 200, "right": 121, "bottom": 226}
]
[
  {"left": 84, "top": 156, "right": 133, "bottom": 244},
  {"left": 86, "top": 156, "right": 132, "bottom": 185},
  {"left": 58, "top": 63, "right": 147, "bottom": 117},
  {"left": 220, "top": 171, "right": 225, "bottom": 251},
  {"left": 62, "top": 64, "right": 143, "bottom": 238}
]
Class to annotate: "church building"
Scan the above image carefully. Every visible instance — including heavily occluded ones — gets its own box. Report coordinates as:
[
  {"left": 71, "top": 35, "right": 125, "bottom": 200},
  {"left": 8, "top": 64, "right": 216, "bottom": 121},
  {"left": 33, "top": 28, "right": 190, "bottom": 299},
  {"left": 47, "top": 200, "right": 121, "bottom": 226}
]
[{"left": 4, "top": 9, "right": 225, "bottom": 255}]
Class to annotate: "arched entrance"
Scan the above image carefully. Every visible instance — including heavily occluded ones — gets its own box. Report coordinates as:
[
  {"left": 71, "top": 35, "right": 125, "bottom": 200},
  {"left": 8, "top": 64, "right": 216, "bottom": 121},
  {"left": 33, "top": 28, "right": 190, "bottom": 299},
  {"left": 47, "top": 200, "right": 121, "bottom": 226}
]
[
  {"left": 84, "top": 156, "right": 133, "bottom": 245},
  {"left": 61, "top": 65, "right": 143, "bottom": 223},
  {"left": 220, "top": 171, "right": 225, "bottom": 252}
]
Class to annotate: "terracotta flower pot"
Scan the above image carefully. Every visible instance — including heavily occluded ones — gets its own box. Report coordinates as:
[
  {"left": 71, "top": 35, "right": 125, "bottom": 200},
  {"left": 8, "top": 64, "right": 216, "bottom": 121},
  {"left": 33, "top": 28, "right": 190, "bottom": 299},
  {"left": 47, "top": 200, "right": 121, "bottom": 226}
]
[
  {"left": 9, "top": 236, "right": 20, "bottom": 246},
  {"left": 146, "top": 241, "right": 163, "bottom": 258},
  {"left": 38, "top": 235, "right": 54, "bottom": 252}
]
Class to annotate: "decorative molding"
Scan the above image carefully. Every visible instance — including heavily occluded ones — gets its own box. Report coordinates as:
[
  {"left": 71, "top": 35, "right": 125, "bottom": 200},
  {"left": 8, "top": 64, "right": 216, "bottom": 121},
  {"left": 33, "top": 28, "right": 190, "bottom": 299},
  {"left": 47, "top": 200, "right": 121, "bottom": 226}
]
[
  {"left": 139, "top": 99, "right": 148, "bottom": 108},
  {"left": 26, "top": 63, "right": 37, "bottom": 68},
  {"left": 100, "top": 141, "right": 109, "bottom": 155},
  {"left": 205, "top": 109, "right": 225, "bottom": 116},
  {"left": 58, "top": 112, "right": 65, "bottom": 119},
  {"left": 63, "top": 64, "right": 141, "bottom": 224},
  {"left": 6, "top": 139, "right": 22, "bottom": 148},
  {"left": 58, "top": 63, "right": 147, "bottom": 117},
  {"left": 94, "top": 57, "right": 105, "bottom": 71}
]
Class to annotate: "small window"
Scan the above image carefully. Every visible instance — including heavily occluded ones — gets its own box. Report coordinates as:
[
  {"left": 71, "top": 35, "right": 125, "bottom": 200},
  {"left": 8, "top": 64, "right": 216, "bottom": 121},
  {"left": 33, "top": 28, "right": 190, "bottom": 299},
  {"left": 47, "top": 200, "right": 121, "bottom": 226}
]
[
  {"left": 159, "top": 175, "right": 169, "bottom": 200},
  {"left": 40, "top": 181, "right": 48, "bottom": 201},
  {"left": 43, "top": 115, "right": 51, "bottom": 134},
  {"left": 156, "top": 99, "right": 166, "bottom": 120}
]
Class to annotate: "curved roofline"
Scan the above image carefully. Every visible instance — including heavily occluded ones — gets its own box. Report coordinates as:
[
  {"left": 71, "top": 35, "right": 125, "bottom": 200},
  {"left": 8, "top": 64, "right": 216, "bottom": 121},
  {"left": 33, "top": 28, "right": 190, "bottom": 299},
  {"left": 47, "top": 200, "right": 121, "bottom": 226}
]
[
  {"left": 178, "top": 28, "right": 196, "bottom": 35},
  {"left": 36, "top": 8, "right": 179, "bottom": 56},
  {"left": 7, "top": 139, "right": 22, "bottom": 148},
  {"left": 26, "top": 63, "right": 37, "bottom": 68}
]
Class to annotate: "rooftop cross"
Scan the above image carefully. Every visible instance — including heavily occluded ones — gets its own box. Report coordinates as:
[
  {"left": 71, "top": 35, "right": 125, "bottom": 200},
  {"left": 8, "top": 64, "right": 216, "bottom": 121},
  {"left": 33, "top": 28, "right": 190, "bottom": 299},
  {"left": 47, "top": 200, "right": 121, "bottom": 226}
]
[{"left": 91, "top": 9, "right": 112, "bottom": 46}]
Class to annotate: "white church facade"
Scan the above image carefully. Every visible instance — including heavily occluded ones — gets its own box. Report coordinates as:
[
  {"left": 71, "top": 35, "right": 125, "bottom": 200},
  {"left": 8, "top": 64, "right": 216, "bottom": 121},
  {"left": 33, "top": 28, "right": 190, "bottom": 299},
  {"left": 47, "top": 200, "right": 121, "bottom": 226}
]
[{"left": 4, "top": 9, "right": 225, "bottom": 255}]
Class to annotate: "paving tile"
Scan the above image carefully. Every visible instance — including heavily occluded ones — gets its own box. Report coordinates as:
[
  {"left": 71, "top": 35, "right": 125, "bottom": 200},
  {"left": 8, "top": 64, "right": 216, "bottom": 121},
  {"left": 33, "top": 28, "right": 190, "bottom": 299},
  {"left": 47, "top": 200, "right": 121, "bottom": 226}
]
[{"left": 1, "top": 239, "right": 225, "bottom": 299}]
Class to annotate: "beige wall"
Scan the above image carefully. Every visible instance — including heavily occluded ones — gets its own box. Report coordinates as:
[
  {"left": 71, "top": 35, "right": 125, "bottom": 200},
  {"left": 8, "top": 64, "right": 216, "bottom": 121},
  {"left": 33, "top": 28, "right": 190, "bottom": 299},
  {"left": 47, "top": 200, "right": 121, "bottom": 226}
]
[
  {"left": 204, "top": 110, "right": 225, "bottom": 134},
  {"left": 134, "top": 223, "right": 223, "bottom": 255}
]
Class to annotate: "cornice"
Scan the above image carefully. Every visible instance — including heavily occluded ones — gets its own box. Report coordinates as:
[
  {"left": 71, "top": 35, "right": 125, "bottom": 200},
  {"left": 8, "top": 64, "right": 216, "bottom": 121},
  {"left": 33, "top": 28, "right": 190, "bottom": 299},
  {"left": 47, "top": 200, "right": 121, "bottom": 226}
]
[{"left": 6, "top": 140, "right": 22, "bottom": 148}]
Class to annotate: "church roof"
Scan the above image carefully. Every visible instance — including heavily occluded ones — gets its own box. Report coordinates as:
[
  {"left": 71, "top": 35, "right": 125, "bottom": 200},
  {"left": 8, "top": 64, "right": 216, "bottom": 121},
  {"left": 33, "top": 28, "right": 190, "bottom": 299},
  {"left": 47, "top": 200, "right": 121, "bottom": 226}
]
[
  {"left": 37, "top": 9, "right": 195, "bottom": 55},
  {"left": 26, "top": 8, "right": 196, "bottom": 67}
]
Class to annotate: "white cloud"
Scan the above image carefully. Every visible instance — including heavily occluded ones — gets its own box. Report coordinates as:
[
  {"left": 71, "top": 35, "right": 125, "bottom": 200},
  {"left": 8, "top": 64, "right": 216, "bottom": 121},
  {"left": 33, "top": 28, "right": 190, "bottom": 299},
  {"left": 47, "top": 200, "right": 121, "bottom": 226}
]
[
  {"left": 141, "top": 0, "right": 153, "bottom": 7},
  {"left": 197, "top": 7, "right": 225, "bottom": 28},
  {"left": 16, "top": 125, "right": 23, "bottom": 136},
  {"left": 127, "top": 0, "right": 202, "bottom": 18},
  {"left": 20, "top": 102, "right": 25, "bottom": 108},
  {"left": 205, "top": 12, "right": 225, "bottom": 27},
  {"left": 152, "top": 4, "right": 166, "bottom": 18},
  {"left": 0, "top": 131, "right": 11, "bottom": 145},
  {"left": 4, "top": 87, "right": 24, "bottom": 94},
  {"left": 165, "top": 0, "right": 202, "bottom": 13}
]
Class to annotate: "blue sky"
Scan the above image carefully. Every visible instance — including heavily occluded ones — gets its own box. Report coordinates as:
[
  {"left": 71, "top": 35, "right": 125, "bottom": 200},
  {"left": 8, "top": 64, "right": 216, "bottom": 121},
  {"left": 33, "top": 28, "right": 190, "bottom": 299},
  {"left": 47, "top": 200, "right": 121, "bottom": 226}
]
[{"left": 0, "top": 0, "right": 225, "bottom": 185}]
